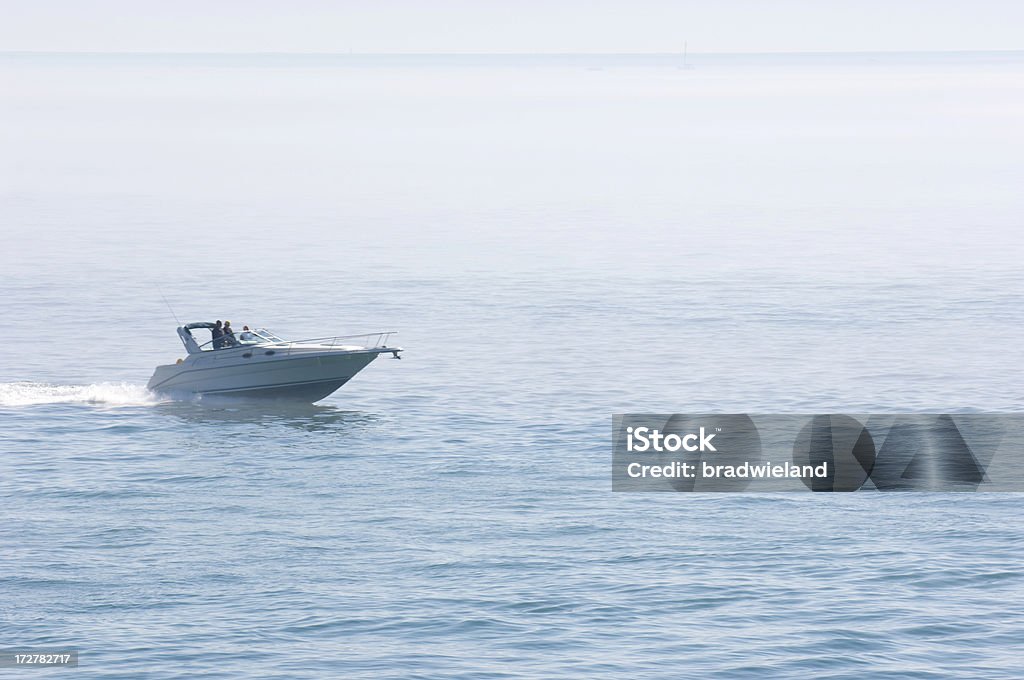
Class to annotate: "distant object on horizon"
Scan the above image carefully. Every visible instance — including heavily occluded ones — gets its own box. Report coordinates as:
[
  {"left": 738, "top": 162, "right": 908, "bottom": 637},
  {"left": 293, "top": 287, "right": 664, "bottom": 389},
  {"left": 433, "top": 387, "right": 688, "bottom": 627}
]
[
  {"left": 680, "top": 41, "right": 695, "bottom": 70},
  {"left": 146, "top": 322, "right": 403, "bottom": 402}
]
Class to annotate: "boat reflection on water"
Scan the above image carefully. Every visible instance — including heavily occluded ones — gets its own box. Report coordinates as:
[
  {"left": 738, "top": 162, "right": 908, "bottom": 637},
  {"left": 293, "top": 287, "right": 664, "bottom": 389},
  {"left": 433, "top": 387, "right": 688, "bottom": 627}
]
[{"left": 154, "top": 398, "right": 381, "bottom": 433}]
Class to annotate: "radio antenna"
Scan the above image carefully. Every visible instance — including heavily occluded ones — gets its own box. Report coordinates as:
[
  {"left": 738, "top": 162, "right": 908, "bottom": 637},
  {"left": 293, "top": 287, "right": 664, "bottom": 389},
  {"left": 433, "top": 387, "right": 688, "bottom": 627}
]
[{"left": 157, "top": 285, "right": 182, "bottom": 325}]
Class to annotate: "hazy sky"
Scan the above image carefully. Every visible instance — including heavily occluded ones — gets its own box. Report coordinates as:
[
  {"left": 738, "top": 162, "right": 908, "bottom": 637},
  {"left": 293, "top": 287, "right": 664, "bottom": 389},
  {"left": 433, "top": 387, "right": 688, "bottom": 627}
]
[{"left": 2, "top": 0, "right": 1022, "bottom": 54}]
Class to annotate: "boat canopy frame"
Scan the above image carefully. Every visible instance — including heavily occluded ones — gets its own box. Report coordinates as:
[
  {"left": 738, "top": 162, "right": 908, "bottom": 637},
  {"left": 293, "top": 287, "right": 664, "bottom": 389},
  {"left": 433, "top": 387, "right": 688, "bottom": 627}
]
[{"left": 175, "top": 322, "right": 399, "bottom": 357}]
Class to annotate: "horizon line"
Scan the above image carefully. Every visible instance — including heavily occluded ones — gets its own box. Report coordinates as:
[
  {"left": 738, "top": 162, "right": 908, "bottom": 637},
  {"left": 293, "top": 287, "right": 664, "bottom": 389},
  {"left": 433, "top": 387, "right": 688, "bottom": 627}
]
[{"left": 2, "top": 48, "right": 1023, "bottom": 57}]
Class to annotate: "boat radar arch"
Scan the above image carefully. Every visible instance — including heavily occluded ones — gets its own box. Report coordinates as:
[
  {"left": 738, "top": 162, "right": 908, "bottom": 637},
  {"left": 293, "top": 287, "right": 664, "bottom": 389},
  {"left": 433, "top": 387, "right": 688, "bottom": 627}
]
[{"left": 177, "top": 322, "right": 215, "bottom": 354}]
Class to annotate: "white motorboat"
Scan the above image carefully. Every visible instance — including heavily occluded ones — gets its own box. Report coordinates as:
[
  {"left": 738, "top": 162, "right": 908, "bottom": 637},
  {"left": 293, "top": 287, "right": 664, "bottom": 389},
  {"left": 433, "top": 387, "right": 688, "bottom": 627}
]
[{"left": 147, "top": 322, "right": 402, "bottom": 402}]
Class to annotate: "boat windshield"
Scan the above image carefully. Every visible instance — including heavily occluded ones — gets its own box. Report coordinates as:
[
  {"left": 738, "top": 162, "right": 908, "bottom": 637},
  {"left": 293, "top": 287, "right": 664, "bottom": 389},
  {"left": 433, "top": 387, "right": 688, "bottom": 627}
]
[
  {"left": 195, "top": 327, "right": 284, "bottom": 351},
  {"left": 254, "top": 328, "right": 284, "bottom": 342}
]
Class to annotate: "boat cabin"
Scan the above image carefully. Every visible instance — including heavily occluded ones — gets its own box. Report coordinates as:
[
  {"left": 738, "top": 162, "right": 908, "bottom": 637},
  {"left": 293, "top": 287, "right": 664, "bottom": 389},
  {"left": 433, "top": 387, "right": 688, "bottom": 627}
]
[{"left": 177, "top": 322, "right": 283, "bottom": 354}]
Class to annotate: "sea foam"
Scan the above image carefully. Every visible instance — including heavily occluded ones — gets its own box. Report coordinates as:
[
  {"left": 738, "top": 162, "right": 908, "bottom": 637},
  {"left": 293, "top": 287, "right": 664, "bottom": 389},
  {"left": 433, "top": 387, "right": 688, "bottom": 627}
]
[{"left": 0, "top": 381, "right": 160, "bottom": 407}]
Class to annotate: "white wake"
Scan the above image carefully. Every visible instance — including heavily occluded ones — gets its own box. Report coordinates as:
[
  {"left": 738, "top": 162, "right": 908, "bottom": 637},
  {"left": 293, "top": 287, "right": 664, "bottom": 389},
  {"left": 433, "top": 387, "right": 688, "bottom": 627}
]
[{"left": 0, "top": 381, "right": 161, "bottom": 407}]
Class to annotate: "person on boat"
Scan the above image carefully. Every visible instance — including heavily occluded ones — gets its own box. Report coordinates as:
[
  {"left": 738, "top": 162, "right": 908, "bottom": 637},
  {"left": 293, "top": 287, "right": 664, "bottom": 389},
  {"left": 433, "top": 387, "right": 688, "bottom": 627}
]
[
  {"left": 212, "top": 320, "right": 224, "bottom": 349},
  {"left": 222, "top": 320, "right": 237, "bottom": 347},
  {"left": 239, "top": 325, "right": 256, "bottom": 343}
]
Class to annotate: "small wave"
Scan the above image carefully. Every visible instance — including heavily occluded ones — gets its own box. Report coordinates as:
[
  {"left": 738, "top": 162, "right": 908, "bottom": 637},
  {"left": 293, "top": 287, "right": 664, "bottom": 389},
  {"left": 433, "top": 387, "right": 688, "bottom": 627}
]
[{"left": 0, "top": 381, "right": 160, "bottom": 407}]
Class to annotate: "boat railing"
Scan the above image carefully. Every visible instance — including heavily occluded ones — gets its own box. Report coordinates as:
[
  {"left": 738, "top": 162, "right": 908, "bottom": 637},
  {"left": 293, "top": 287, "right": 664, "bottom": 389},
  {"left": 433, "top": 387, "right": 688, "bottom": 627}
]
[{"left": 197, "top": 330, "right": 398, "bottom": 354}]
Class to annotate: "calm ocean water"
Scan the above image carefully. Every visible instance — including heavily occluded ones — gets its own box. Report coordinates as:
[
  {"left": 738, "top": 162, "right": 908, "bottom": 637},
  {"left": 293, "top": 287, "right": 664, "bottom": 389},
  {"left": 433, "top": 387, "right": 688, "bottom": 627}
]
[{"left": 1, "top": 52, "right": 1023, "bottom": 678}]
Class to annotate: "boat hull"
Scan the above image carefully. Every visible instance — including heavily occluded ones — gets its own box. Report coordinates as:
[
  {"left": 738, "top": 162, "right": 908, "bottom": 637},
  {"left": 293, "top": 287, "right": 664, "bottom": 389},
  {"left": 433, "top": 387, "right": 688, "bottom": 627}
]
[{"left": 147, "top": 349, "right": 381, "bottom": 402}]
